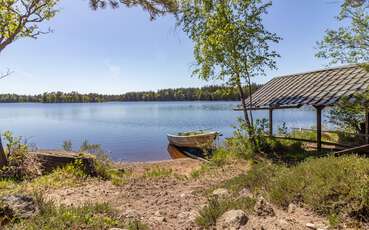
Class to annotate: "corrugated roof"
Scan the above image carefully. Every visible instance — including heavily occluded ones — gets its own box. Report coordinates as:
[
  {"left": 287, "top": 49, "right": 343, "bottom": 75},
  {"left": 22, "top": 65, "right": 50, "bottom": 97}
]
[{"left": 246, "top": 64, "right": 369, "bottom": 109}]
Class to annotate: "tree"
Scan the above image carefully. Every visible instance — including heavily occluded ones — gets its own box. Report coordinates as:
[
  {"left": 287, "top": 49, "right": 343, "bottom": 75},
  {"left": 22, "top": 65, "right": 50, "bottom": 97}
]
[
  {"left": 316, "top": 0, "right": 369, "bottom": 70},
  {"left": 0, "top": 0, "right": 59, "bottom": 54},
  {"left": 0, "top": 0, "right": 59, "bottom": 166},
  {"left": 179, "top": 0, "right": 281, "bottom": 138},
  {"left": 89, "top": 0, "right": 178, "bottom": 20},
  {"left": 329, "top": 92, "right": 369, "bottom": 134}
]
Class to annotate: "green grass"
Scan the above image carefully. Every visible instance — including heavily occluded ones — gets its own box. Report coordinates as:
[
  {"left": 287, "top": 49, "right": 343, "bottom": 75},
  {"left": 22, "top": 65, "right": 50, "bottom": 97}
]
[
  {"left": 190, "top": 163, "right": 216, "bottom": 179},
  {"left": 221, "top": 155, "right": 369, "bottom": 223},
  {"left": 143, "top": 167, "right": 173, "bottom": 178},
  {"left": 196, "top": 197, "right": 255, "bottom": 228},
  {"left": 2, "top": 194, "right": 148, "bottom": 230}
]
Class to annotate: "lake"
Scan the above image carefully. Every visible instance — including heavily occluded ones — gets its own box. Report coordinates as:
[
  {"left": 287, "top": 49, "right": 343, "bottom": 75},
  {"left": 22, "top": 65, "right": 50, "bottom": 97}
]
[{"left": 0, "top": 102, "right": 331, "bottom": 162}]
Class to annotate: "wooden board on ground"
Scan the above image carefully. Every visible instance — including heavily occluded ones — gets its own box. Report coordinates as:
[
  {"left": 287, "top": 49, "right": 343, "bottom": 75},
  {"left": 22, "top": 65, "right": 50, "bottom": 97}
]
[{"left": 334, "top": 144, "right": 369, "bottom": 156}]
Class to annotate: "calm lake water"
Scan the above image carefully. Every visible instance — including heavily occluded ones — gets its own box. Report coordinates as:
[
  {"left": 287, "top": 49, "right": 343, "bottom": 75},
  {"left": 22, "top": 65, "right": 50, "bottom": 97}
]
[{"left": 0, "top": 102, "right": 331, "bottom": 162}]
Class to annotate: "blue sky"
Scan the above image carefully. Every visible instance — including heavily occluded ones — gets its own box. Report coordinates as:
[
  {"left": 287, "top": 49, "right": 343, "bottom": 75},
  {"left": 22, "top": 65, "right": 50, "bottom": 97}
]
[{"left": 0, "top": 0, "right": 342, "bottom": 94}]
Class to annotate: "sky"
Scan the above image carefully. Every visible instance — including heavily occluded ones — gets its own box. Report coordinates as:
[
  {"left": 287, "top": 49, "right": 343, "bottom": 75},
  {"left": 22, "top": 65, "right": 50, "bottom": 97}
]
[{"left": 0, "top": 0, "right": 343, "bottom": 95}]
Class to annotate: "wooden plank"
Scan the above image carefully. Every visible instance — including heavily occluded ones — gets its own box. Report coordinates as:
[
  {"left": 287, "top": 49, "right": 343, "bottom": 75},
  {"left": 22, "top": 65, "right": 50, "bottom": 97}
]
[
  {"left": 233, "top": 104, "right": 301, "bottom": 111},
  {"left": 266, "top": 135, "right": 353, "bottom": 148},
  {"left": 0, "top": 137, "right": 7, "bottom": 166},
  {"left": 334, "top": 144, "right": 369, "bottom": 156}
]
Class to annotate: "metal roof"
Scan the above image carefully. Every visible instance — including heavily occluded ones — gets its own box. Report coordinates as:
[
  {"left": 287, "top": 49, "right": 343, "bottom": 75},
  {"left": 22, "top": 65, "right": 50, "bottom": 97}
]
[{"left": 246, "top": 64, "right": 369, "bottom": 109}]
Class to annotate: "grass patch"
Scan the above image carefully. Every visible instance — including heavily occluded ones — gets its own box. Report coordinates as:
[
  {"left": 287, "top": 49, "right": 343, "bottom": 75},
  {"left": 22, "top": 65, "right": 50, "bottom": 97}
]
[
  {"left": 4, "top": 195, "right": 125, "bottom": 229},
  {"left": 190, "top": 163, "right": 217, "bottom": 179},
  {"left": 3, "top": 193, "right": 148, "bottom": 230},
  {"left": 143, "top": 167, "right": 173, "bottom": 178},
  {"left": 226, "top": 155, "right": 369, "bottom": 222},
  {"left": 196, "top": 197, "right": 255, "bottom": 228},
  {"left": 110, "top": 169, "right": 133, "bottom": 186}
]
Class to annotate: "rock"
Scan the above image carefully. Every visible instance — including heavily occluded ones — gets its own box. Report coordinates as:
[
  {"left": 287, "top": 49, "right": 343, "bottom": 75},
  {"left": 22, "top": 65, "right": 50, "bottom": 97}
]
[
  {"left": 149, "top": 215, "right": 167, "bottom": 223},
  {"left": 121, "top": 209, "right": 140, "bottom": 219},
  {"left": 216, "top": 209, "right": 248, "bottom": 229},
  {"left": 238, "top": 188, "right": 252, "bottom": 198},
  {"left": 212, "top": 188, "right": 230, "bottom": 198},
  {"left": 0, "top": 194, "right": 38, "bottom": 222},
  {"left": 306, "top": 223, "right": 317, "bottom": 229},
  {"left": 287, "top": 203, "right": 297, "bottom": 214},
  {"left": 177, "top": 210, "right": 198, "bottom": 223},
  {"left": 254, "top": 196, "right": 275, "bottom": 217},
  {"left": 277, "top": 219, "right": 290, "bottom": 229}
]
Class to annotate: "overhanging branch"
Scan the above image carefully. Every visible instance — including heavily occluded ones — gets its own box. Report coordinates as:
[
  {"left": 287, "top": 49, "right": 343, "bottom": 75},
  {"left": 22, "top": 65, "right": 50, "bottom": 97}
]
[{"left": 0, "top": 69, "right": 13, "bottom": 80}]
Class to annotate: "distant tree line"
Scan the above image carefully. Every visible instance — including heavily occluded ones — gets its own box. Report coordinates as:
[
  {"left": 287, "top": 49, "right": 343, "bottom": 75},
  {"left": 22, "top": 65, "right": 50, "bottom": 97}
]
[{"left": 0, "top": 85, "right": 261, "bottom": 103}]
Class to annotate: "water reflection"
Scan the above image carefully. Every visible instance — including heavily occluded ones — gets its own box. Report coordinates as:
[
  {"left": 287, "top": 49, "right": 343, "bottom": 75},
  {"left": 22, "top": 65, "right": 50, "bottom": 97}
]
[{"left": 167, "top": 144, "right": 188, "bottom": 159}]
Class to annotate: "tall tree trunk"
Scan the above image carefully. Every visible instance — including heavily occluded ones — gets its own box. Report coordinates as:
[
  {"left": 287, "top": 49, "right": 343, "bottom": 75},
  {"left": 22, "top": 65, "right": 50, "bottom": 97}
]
[
  {"left": 246, "top": 75, "right": 254, "bottom": 125},
  {"left": 0, "top": 134, "right": 7, "bottom": 167},
  {"left": 236, "top": 77, "right": 254, "bottom": 138}
]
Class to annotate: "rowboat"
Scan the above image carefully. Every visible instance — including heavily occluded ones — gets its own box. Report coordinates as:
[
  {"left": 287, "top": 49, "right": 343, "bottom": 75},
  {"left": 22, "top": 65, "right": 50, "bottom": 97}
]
[{"left": 167, "top": 130, "right": 219, "bottom": 149}]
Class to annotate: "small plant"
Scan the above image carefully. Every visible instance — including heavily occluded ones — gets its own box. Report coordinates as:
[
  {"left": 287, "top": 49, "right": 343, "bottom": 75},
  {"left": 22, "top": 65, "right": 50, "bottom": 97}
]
[
  {"left": 110, "top": 169, "right": 132, "bottom": 186},
  {"left": 79, "top": 140, "right": 114, "bottom": 180},
  {"left": 126, "top": 220, "right": 149, "bottom": 230},
  {"left": 62, "top": 140, "right": 73, "bottom": 151},
  {"left": 0, "top": 131, "right": 41, "bottom": 181},
  {"left": 277, "top": 122, "right": 288, "bottom": 136},
  {"left": 143, "top": 167, "right": 172, "bottom": 178}
]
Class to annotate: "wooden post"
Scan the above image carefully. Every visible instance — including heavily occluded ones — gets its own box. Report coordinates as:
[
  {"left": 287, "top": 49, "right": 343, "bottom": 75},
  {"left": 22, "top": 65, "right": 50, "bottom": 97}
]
[
  {"left": 315, "top": 106, "right": 323, "bottom": 152},
  {"left": 365, "top": 108, "right": 369, "bottom": 144},
  {"left": 269, "top": 108, "right": 273, "bottom": 136},
  {"left": 0, "top": 135, "right": 7, "bottom": 167}
]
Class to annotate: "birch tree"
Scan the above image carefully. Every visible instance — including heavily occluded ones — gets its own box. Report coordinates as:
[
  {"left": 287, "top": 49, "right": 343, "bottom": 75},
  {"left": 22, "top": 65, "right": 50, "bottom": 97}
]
[
  {"left": 316, "top": 0, "right": 369, "bottom": 71},
  {"left": 179, "top": 0, "right": 281, "bottom": 139}
]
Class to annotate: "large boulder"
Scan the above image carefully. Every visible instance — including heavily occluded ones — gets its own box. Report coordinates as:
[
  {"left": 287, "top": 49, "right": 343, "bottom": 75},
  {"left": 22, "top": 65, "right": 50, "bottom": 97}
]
[
  {"left": 216, "top": 209, "right": 248, "bottom": 229},
  {"left": 254, "top": 196, "right": 275, "bottom": 217},
  {"left": 0, "top": 195, "right": 38, "bottom": 225}
]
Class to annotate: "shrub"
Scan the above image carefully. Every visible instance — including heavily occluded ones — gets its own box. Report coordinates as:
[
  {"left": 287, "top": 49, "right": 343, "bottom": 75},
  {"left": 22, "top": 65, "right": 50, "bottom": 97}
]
[
  {"left": 220, "top": 161, "right": 281, "bottom": 194},
  {"left": 229, "top": 155, "right": 369, "bottom": 222},
  {"left": 79, "top": 140, "right": 114, "bottom": 180},
  {"left": 62, "top": 140, "right": 73, "bottom": 151},
  {"left": 269, "top": 155, "right": 369, "bottom": 221},
  {"left": 0, "top": 131, "right": 41, "bottom": 181}
]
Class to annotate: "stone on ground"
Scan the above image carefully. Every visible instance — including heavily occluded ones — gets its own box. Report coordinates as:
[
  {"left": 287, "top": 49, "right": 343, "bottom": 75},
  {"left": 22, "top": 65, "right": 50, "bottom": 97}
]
[
  {"left": 212, "top": 188, "right": 230, "bottom": 198},
  {"left": 216, "top": 209, "right": 248, "bottom": 229},
  {"left": 0, "top": 195, "right": 39, "bottom": 223},
  {"left": 254, "top": 196, "right": 275, "bottom": 217}
]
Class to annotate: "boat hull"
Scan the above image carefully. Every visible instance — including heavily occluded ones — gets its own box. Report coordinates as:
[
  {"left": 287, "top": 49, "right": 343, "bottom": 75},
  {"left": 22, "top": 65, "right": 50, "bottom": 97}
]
[{"left": 167, "top": 132, "right": 218, "bottom": 149}]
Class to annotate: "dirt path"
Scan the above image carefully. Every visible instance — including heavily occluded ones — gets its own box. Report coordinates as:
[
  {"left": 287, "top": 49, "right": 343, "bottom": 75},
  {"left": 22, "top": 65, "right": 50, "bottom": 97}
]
[{"left": 46, "top": 159, "right": 330, "bottom": 229}]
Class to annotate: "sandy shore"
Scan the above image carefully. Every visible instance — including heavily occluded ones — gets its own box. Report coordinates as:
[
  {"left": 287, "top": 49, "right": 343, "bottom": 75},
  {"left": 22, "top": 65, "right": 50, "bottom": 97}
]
[{"left": 36, "top": 158, "right": 333, "bottom": 229}]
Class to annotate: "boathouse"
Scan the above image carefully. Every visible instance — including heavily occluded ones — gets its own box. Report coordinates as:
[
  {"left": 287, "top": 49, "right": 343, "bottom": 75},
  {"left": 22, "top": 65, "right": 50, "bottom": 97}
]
[{"left": 242, "top": 64, "right": 369, "bottom": 152}]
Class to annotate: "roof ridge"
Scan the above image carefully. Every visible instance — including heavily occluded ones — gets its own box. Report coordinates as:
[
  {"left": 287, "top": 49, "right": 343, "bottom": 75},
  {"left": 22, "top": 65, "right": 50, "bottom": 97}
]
[{"left": 272, "top": 63, "right": 364, "bottom": 80}]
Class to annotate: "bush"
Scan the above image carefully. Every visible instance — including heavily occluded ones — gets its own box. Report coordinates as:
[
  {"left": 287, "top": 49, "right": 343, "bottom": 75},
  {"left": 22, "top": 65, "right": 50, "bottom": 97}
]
[
  {"left": 79, "top": 140, "right": 114, "bottom": 180},
  {"left": 230, "top": 156, "right": 369, "bottom": 222},
  {"left": 220, "top": 161, "right": 281, "bottom": 194},
  {"left": 270, "top": 156, "right": 369, "bottom": 221},
  {"left": 0, "top": 131, "right": 41, "bottom": 181}
]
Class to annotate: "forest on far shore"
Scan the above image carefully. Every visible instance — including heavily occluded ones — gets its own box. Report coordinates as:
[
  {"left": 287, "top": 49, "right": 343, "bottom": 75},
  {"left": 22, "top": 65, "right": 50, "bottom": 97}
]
[{"left": 0, "top": 84, "right": 260, "bottom": 103}]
